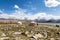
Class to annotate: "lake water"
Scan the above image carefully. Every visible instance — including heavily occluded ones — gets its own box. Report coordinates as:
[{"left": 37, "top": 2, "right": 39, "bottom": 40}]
[{"left": 39, "top": 23, "right": 60, "bottom": 26}]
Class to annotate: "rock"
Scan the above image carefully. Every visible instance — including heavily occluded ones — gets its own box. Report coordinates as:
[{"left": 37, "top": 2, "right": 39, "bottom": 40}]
[
  {"left": 1, "top": 33, "right": 6, "bottom": 37},
  {"left": 21, "top": 26, "right": 25, "bottom": 28},
  {"left": 0, "top": 37, "right": 9, "bottom": 40},
  {"left": 33, "top": 33, "right": 44, "bottom": 40},
  {"left": 18, "top": 21, "right": 22, "bottom": 25},
  {"left": 43, "top": 32, "right": 47, "bottom": 38},
  {"left": 50, "top": 38, "right": 55, "bottom": 40},
  {"left": 27, "top": 34, "right": 32, "bottom": 37},
  {"left": 26, "top": 33, "right": 34, "bottom": 37},
  {"left": 30, "top": 38, "right": 35, "bottom": 40},
  {"left": 13, "top": 32, "right": 22, "bottom": 35},
  {"left": 59, "top": 32, "right": 60, "bottom": 34},
  {"left": 25, "top": 31, "right": 35, "bottom": 38},
  {"left": 25, "top": 31, "right": 29, "bottom": 35},
  {"left": 16, "top": 25, "right": 19, "bottom": 27}
]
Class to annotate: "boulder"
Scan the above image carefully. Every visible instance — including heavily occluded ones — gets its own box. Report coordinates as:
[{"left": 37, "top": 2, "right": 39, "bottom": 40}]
[
  {"left": 50, "top": 38, "right": 55, "bottom": 40},
  {"left": 33, "top": 33, "right": 44, "bottom": 40},
  {"left": 18, "top": 21, "right": 22, "bottom": 25}
]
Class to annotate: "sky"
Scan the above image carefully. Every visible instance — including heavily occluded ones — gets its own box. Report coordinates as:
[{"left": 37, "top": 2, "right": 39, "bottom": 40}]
[{"left": 0, "top": 0, "right": 60, "bottom": 20}]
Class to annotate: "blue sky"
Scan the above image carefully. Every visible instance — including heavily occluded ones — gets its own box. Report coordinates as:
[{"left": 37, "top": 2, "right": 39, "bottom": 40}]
[{"left": 0, "top": 0, "right": 60, "bottom": 20}]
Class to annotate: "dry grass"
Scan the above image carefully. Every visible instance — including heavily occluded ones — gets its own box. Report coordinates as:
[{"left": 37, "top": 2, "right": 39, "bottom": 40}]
[{"left": 0, "top": 22, "right": 60, "bottom": 40}]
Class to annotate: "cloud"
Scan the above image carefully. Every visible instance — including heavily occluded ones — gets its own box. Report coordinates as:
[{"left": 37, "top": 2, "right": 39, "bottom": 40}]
[
  {"left": 0, "top": 10, "right": 60, "bottom": 20},
  {"left": 14, "top": 5, "right": 20, "bottom": 9},
  {"left": 0, "top": 5, "right": 60, "bottom": 20},
  {"left": 11, "top": 10, "right": 60, "bottom": 20},
  {"left": 44, "top": 0, "right": 60, "bottom": 7},
  {"left": 26, "top": 13, "right": 59, "bottom": 20}
]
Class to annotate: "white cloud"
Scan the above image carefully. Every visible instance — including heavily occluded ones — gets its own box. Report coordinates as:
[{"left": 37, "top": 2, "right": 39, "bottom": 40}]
[
  {"left": 0, "top": 10, "right": 60, "bottom": 20},
  {"left": 0, "top": 14, "right": 9, "bottom": 19},
  {"left": 14, "top": 5, "right": 20, "bottom": 9},
  {"left": 0, "top": 5, "right": 60, "bottom": 20},
  {"left": 44, "top": 0, "right": 60, "bottom": 7},
  {"left": 27, "top": 13, "right": 60, "bottom": 20}
]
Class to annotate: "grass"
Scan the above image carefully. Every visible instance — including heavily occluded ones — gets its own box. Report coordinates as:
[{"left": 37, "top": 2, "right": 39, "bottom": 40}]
[{"left": 0, "top": 22, "right": 60, "bottom": 40}]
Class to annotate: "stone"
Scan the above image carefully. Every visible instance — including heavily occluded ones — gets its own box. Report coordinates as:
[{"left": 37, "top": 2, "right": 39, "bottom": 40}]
[
  {"left": 13, "top": 32, "right": 22, "bottom": 35},
  {"left": 50, "top": 38, "right": 55, "bottom": 40},
  {"left": 33, "top": 33, "right": 44, "bottom": 40},
  {"left": 1, "top": 33, "right": 6, "bottom": 37},
  {"left": 18, "top": 21, "right": 22, "bottom": 25},
  {"left": 25, "top": 31, "right": 29, "bottom": 35}
]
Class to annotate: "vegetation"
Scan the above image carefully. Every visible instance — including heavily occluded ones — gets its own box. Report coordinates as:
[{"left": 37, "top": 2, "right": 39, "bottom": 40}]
[{"left": 0, "top": 21, "right": 60, "bottom": 40}]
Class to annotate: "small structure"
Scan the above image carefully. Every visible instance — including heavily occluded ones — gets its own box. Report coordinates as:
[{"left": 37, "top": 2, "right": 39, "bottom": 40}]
[{"left": 29, "top": 21, "right": 38, "bottom": 26}]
